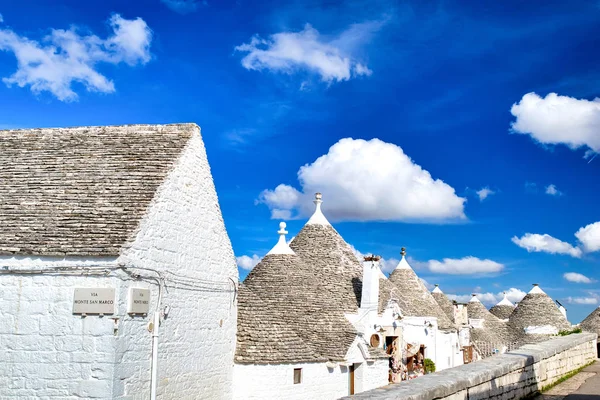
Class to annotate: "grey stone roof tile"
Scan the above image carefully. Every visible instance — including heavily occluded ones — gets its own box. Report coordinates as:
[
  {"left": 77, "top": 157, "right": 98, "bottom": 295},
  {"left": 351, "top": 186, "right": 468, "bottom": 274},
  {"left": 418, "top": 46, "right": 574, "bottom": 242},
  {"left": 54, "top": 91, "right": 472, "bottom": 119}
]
[
  {"left": 0, "top": 124, "right": 196, "bottom": 256},
  {"left": 508, "top": 292, "right": 571, "bottom": 333}
]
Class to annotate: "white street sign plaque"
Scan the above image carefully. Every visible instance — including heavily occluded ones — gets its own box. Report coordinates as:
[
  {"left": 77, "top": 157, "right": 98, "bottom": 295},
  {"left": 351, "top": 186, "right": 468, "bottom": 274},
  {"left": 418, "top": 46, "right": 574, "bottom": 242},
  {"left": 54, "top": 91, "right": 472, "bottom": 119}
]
[
  {"left": 73, "top": 288, "right": 116, "bottom": 315},
  {"left": 127, "top": 287, "right": 150, "bottom": 314}
]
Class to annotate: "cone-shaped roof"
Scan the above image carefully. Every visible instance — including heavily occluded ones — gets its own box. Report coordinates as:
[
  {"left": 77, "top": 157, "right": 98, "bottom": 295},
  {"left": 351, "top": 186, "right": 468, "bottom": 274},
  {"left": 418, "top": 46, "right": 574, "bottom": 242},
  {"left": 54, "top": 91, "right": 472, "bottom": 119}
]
[
  {"left": 489, "top": 292, "right": 515, "bottom": 320},
  {"left": 467, "top": 294, "right": 520, "bottom": 348},
  {"left": 509, "top": 284, "right": 571, "bottom": 333},
  {"left": 431, "top": 285, "right": 456, "bottom": 323},
  {"left": 580, "top": 306, "right": 600, "bottom": 336},
  {"left": 237, "top": 223, "right": 357, "bottom": 363},
  {"left": 388, "top": 251, "right": 454, "bottom": 330},
  {"left": 289, "top": 205, "right": 398, "bottom": 315}
]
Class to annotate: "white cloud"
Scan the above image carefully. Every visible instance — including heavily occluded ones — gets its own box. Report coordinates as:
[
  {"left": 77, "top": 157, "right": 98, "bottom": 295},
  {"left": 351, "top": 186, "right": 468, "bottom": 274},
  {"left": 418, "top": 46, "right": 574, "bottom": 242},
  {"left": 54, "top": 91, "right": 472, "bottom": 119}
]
[
  {"left": 427, "top": 256, "right": 504, "bottom": 275},
  {"left": 0, "top": 14, "right": 152, "bottom": 101},
  {"left": 448, "top": 288, "right": 526, "bottom": 306},
  {"left": 563, "top": 272, "right": 593, "bottom": 284},
  {"left": 566, "top": 296, "right": 598, "bottom": 305},
  {"left": 236, "top": 254, "right": 261, "bottom": 271},
  {"left": 161, "top": 0, "right": 205, "bottom": 14},
  {"left": 257, "top": 138, "right": 466, "bottom": 222},
  {"left": 511, "top": 233, "right": 582, "bottom": 258},
  {"left": 476, "top": 187, "right": 495, "bottom": 201},
  {"left": 235, "top": 19, "right": 385, "bottom": 84},
  {"left": 511, "top": 92, "right": 600, "bottom": 155},
  {"left": 575, "top": 221, "right": 600, "bottom": 253},
  {"left": 525, "top": 182, "right": 538, "bottom": 193},
  {"left": 545, "top": 184, "right": 563, "bottom": 196}
]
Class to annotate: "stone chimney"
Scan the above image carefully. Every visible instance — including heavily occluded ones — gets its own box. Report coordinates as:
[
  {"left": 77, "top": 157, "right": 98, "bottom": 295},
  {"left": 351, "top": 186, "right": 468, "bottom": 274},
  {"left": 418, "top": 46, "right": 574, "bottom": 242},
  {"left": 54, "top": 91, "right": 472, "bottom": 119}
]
[{"left": 360, "top": 255, "right": 381, "bottom": 312}]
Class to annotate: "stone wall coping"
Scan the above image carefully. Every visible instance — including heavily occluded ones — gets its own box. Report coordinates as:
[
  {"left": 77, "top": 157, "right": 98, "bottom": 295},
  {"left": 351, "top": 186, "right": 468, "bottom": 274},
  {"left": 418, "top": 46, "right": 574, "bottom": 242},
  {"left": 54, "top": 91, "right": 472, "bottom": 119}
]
[{"left": 343, "top": 333, "right": 597, "bottom": 400}]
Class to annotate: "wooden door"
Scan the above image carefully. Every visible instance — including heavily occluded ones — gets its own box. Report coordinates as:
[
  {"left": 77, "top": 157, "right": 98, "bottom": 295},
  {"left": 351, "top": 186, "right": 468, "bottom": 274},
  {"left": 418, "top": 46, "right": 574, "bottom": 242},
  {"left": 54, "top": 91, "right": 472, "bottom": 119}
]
[{"left": 349, "top": 364, "right": 355, "bottom": 395}]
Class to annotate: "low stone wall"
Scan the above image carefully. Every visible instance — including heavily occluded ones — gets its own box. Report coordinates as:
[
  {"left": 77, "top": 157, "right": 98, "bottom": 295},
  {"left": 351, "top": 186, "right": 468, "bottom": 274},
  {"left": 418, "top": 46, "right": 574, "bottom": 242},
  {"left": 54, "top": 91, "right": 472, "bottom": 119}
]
[{"left": 343, "top": 333, "right": 598, "bottom": 400}]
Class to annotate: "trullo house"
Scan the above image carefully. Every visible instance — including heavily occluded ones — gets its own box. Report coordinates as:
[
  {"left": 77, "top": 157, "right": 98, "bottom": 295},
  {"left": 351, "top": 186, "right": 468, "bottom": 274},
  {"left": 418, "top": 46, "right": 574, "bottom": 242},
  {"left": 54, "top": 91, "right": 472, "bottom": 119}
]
[
  {"left": 0, "top": 124, "right": 238, "bottom": 399},
  {"left": 489, "top": 292, "right": 516, "bottom": 321},
  {"left": 509, "top": 284, "right": 571, "bottom": 335},
  {"left": 233, "top": 194, "right": 466, "bottom": 399}
]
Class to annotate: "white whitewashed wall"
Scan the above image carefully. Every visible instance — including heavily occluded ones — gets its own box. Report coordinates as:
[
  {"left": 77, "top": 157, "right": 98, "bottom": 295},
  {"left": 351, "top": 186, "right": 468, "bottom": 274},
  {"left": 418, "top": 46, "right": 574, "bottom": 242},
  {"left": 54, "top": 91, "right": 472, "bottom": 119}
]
[{"left": 233, "top": 360, "right": 388, "bottom": 400}]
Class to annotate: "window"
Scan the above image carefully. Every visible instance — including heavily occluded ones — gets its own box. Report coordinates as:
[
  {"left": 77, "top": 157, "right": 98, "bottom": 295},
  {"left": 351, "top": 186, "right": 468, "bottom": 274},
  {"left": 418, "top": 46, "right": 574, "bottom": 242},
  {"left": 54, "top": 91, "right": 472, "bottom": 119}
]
[{"left": 293, "top": 368, "right": 302, "bottom": 384}]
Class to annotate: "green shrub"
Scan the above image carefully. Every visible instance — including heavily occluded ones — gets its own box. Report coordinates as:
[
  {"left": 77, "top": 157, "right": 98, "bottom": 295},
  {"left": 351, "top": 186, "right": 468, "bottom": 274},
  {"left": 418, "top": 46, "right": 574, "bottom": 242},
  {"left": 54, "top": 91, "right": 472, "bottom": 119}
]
[
  {"left": 424, "top": 358, "right": 436, "bottom": 374},
  {"left": 558, "top": 328, "right": 582, "bottom": 336}
]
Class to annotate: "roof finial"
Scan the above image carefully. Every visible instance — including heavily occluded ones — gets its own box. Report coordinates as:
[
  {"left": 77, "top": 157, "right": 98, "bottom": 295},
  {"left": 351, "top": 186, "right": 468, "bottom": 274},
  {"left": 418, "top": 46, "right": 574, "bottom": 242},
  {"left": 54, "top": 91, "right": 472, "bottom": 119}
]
[
  {"left": 306, "top": 192, "right": 331, "bottom": 225},
  {"left": 469, "top": 293, "right": 480, "bottom": 303},
  {"left": 278, "top": 221, "right": 288, "bottom": 236},
  {"left": 266, "top": 221, "right": 295, "bottom": 255},
  {"left": 400, "top": 247, "right": 406, "bottom": 258},
  {"left": 529, "top": 283, "right": 545, "bottom": 295},
  {"left": 432, "top": 284, "right": 443, "bottom": 294},
  {"left": 314, "top": 192, "right": 322, "bottom": 205}
]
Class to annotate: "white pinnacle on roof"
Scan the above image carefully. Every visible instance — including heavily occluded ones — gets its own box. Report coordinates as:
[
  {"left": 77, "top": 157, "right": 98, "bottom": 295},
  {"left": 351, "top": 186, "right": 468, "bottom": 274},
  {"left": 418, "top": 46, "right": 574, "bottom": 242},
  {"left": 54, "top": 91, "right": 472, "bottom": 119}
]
[
  {"left": 529, "top": 284, "right": 545, "bottom": 295},
  {"left": 394, "top": 247, "right": 413, "bottom": 270},
  {"left": 469, "top": 294, "right": 481, "bottom": 303},
  {"left": 432, "top": 284, "right": 443, "bottom": 294},
  {"left": 306, "top": 192, "right": 331, "bottom": 226},
  {"left": 266, "top": 222, "right": 295, "bottom": 255},
  {"left": 496, "top": 292, "right": 514, "bottom": 307}
]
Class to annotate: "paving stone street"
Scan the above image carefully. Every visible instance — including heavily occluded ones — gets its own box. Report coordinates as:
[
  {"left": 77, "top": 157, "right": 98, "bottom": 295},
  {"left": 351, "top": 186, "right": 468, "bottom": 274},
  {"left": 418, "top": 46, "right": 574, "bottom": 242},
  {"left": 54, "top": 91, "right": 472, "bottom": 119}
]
[{"left": 536, "top": 361, "right": 600, "bottom": 400}]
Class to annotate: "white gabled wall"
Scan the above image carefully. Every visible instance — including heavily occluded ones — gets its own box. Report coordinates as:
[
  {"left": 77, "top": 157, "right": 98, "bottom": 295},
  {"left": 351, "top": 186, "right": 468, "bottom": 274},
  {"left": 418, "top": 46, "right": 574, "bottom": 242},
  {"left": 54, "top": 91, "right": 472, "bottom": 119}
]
[
  {"left": 233, "top": 360, "right": 388, "bottom": 400},
  {"left": 116, "top": 128, "right": 238, "bottom": 399}
]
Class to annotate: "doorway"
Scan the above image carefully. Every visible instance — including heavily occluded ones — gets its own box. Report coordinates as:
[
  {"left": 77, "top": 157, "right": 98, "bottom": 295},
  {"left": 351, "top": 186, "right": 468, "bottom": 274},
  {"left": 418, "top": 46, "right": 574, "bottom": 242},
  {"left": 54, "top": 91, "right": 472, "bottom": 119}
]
[{"left": 349, "top": 364, "right": 355, "bottom": 395}]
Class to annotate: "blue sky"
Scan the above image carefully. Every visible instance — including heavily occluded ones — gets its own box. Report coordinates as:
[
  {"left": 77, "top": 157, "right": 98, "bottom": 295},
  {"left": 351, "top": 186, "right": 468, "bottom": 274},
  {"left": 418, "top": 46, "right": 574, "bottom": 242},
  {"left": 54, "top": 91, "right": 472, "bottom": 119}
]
[{"left": 0, "top": 0, "right": 599, "bottom": 323}]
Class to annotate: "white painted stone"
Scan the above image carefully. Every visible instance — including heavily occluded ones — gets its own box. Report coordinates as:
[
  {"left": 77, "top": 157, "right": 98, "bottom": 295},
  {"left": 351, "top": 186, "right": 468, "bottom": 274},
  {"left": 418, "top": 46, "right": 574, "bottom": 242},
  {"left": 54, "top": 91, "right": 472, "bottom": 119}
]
[
  {"left": 524, "top": 325, "right": 559, "bottom": 335},
  {"left": 233, "top": 360, "right": 388, "bottom": 400},
  {"left": 306, "top": 193, "right": 331, "bottom": 226},
  {"left": 266, "top": 222, "right": 295, "bottom": 255},
  {"left": 393, "top": 255, "right": 412, "bottom": 270},
  {"left": 529, "top": 284, "right": 545, "bottom": 294}
]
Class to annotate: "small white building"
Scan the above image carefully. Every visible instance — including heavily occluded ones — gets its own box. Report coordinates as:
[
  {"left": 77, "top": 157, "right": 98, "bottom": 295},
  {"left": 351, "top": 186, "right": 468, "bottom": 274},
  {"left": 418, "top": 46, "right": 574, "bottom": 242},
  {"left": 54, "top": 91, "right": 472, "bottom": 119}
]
[
  {"left": 489, "top": 292, "right": 516, "bottom": 321},
  {"left": 0, "top": 124, "right": 238, "bottom": 399},
  {"left": 234, "top": 196, "right": 390, "bottom": 400}
]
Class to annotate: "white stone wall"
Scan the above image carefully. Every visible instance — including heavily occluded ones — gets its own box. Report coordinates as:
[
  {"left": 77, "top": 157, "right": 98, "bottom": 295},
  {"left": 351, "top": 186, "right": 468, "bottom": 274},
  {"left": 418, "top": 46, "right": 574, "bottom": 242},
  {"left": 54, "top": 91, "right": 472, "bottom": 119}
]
[
  {"left": 233, "top": 360, "right": 388, "bottom": 400},
  {"left": 0, "top": 128, "right": 238, "bottom": 399},
  {"left": 0, "top": 270, "right": 119, "bottom": 399},
  {"left": 436, "top": 331, "right": 463, "bottom": 371},
  {"left": 400, "top": 317, "right": 438, "bottom": 361}
]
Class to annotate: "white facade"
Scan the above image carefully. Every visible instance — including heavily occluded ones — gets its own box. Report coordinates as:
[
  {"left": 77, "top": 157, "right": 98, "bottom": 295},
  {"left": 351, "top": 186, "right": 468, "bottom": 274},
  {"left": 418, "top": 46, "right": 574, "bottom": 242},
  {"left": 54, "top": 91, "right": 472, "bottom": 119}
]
[
  {"left": 233, "top": 357, "right": 388, "bottom": 400},
  {"left": 0, "top": 132, "right": 238, "bottom": 399}
]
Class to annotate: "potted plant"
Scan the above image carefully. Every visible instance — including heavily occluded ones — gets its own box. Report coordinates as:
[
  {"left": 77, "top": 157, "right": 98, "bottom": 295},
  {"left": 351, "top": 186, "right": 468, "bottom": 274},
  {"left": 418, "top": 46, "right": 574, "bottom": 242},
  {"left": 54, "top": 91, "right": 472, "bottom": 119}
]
[{"left": 424, "top": 358, "right": 436, "bottom": 374}]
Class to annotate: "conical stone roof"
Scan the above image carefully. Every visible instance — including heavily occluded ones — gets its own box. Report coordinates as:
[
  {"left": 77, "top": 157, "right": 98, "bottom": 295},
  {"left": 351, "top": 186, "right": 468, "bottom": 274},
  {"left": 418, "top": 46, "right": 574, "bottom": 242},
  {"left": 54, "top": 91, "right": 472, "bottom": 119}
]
[
  {"left": 288, "top": 194, "right": 398, "bottom": 315},
  {"left": 388, "top": 251, "right": 454, "bottom": 330},
  {"left": 431, "top": 285, "right": 456, "bottom": 323},
  {"left": 580, "top": 306, "right": 600, "bottom": 337},
  {"left": 508, "top": 284, "right": 571, "bottom": 333},
  {"left": 467, "top": 295, "right": 519, "bottom": 345},
  {"left": 489, "top": 293, "right": 515, "bottom": 320},
  {"left": 237, "top": 223, "right": 357, "bottom": 363}
]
